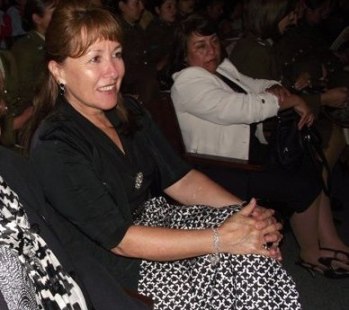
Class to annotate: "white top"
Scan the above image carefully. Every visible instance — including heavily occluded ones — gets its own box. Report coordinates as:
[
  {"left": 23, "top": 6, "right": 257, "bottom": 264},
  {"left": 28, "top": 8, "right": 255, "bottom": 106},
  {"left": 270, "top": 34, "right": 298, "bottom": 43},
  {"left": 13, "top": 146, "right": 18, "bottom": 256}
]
[{"left": 171, "top": 58, "right": 280, "bottom": 160}]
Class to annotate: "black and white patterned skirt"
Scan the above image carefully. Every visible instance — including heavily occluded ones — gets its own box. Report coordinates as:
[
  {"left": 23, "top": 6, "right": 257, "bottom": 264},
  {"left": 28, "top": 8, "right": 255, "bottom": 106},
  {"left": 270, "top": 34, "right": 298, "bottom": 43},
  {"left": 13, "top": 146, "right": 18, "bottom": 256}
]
[{"left": 134, "top": 197, "right": 301, "bottom": 310}]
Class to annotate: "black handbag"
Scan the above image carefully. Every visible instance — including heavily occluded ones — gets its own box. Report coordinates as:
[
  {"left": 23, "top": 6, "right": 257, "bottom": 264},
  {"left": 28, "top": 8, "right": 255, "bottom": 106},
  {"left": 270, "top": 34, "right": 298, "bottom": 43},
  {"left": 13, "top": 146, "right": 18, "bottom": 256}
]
[
  {"left": 269, "top": 110, "right": 307, "bottom": 169},
  {"left": 269, "top": 109, "right": 331, "bottom": 193}
]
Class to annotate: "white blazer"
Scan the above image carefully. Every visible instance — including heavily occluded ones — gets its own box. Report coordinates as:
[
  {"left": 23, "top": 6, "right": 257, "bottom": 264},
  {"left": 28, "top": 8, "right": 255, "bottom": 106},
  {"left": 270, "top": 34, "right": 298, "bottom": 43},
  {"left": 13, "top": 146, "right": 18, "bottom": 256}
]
[{"left": 171, "top": 58, "right": 280, "bottom": 160}]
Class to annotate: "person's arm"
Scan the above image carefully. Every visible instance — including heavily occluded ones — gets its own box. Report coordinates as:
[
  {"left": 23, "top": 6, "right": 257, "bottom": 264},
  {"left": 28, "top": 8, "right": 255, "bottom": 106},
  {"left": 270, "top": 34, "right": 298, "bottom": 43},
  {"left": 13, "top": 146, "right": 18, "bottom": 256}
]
[
  {"left": 279, "top": 93, "right": 315, "bottom": 129},
  {"left": 164, "top": 169, "right": 241, "bottom": 207},
  {"left": 32, "top": 135, "right": 281, "bottom": 262},
  {"left": 264, "top": 84, "right": 314, "bottom": 129},
  {"left": 320, "top": 87, "right": 349, "bottom": 108},
  {"left": 219, "top": 59, "right": 314, "bottom": 127},
  {"left": 164, "top": 169, "right": 282, "bottom": 256},
  {"left": 140, "top": 104, "right": 282, "bottom": 253},
  {"left": 12, "top": 105, "right": 33, "bottom": 129},
  {"left": 171, "top": 67, "right": 279, "bottom": 125},
  {"left": 113, "top": 199, "right": 282, "bottom": 261}
]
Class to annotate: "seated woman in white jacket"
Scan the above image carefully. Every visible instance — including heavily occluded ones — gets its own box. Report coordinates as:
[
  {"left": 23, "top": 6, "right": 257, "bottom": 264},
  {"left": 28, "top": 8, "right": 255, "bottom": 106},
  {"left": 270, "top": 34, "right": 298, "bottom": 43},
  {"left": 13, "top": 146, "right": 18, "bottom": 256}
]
[
  {"left": 170, "top": 14, "right": 349, "bottom": 278},
  {"left": 171, "top": 28, "right": 312, "bottom": 159}
]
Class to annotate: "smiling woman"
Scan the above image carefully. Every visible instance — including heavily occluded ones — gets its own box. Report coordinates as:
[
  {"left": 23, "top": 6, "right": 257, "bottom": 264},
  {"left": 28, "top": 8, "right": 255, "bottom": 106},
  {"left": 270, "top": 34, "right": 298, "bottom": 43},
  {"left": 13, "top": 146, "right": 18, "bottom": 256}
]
[
  {"left": 25, "top": 1, "right": 302, "bottom": 309},
  {"left": 48, "top": 39, "right": 125, "bottom": 117},
  {"left": 25, "top": 0, "right": 130, "bottom": 146}
]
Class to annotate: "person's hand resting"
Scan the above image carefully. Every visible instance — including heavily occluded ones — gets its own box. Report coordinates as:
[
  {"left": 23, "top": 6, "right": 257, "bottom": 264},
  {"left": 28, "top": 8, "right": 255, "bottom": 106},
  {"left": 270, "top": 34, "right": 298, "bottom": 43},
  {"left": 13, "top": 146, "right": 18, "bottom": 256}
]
[
  {"left": 293, "top": 98, "right": 315, "bottom": 129},
  {"left": 281, "top": 94, "right": 314, "bottom": 129},
  {"left": 294, "top": 72, "right": 312, "bottom": 91},
  {"left": 321, "top": 87, "right": 349, "bottom": 108},
  {"left": 251, "top": 203, "right": 283, "bottom": 255},
  {"left": 218, "top": 199, "right": 283, "bottom": 260},
  {"left": 266, "top": 86, "right": 314, "bottom": 129}
]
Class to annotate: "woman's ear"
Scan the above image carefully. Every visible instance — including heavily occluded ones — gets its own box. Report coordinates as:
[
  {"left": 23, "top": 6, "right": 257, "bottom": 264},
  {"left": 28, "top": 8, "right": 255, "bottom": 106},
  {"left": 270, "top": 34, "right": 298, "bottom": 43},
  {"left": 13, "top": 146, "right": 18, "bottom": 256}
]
[
  {"left": 155, "top": 7, "right": 160, "bottom": 15},
  {"left": 48, "top": 60, "right": 64, "bottom": 84}
]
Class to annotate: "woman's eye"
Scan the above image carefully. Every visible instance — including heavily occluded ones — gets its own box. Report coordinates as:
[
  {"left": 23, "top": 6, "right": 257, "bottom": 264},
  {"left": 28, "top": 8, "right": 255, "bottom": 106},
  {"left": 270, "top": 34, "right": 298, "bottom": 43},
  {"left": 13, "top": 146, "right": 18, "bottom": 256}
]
[
  {"left": 89, "top": 56, "right": 100, "bottom": 63},
  {"left": 113, "top": 51, "right": 123, "bottom": 59}
]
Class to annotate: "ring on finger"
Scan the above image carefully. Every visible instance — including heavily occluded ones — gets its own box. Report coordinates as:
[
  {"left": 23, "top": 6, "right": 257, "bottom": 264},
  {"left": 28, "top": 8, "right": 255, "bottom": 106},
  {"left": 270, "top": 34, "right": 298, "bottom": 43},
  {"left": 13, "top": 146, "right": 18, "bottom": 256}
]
[{"left": 263, "top": 243, "right": 272, "bottom": 250}]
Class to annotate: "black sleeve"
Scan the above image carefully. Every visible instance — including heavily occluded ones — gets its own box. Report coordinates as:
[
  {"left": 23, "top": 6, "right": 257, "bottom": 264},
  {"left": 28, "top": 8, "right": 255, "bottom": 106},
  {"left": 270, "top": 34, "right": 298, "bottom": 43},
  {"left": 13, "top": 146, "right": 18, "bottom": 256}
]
[{"left": 31, "top": 140, "right": 132, "bottom": 250}]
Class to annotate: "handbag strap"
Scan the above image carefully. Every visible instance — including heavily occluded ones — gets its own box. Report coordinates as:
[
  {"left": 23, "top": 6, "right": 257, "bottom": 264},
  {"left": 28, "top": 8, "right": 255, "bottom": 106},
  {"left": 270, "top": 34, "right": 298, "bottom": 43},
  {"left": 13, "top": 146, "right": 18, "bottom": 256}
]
[
  {"left": 303, "top": 127, "right": 332, "bottom": 195},
  {"left": 215, "top": 72, "right": 247, "bottom": 94}
]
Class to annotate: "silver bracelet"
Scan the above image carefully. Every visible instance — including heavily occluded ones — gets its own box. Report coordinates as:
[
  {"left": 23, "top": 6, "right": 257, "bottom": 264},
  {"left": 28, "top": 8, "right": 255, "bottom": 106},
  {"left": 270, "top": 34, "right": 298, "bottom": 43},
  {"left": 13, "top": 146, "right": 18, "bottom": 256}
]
[
  {"left": 240, "top": 201, "right": 248, "bottom": 208},
  {"left": 210, "top": 227, "right": 220, "bottom": 266}
]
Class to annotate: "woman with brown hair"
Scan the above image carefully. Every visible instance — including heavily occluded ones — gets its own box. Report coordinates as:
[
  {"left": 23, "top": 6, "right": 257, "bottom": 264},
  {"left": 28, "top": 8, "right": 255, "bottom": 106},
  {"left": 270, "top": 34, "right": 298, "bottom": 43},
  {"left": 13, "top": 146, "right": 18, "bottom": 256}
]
[
  {"left": 26, "top": 0, "right": 301, "bottom": 309},
  {"left": 0, "top": 59, "right": 151, "bottom": 310}
]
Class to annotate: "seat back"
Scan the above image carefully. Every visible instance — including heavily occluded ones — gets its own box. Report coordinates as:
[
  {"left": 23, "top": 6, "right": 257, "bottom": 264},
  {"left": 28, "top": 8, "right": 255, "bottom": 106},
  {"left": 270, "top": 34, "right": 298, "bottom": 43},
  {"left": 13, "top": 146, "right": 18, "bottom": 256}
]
[{"left": 141, "top": 92, "right": 186, "bottom": 156}]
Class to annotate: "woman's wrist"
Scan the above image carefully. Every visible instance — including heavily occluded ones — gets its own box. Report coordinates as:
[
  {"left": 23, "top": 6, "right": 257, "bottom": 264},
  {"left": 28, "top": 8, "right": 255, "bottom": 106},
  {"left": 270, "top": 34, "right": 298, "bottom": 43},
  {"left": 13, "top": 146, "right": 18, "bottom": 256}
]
[{"left": 210, "top": 227, "right": 220, "bottom": 266}]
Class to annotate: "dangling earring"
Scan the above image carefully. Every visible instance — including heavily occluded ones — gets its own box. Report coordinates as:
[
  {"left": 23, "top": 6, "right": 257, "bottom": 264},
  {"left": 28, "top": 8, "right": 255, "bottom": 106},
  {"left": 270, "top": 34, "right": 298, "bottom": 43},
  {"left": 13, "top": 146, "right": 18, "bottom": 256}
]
[{"left": 59, "top": 82, "right": 65, "bottom": 96}]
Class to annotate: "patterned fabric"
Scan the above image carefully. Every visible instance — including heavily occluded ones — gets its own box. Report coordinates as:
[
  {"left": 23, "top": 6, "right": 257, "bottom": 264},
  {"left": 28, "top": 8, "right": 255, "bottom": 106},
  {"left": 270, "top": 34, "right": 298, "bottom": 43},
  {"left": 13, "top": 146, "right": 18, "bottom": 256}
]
[
  {"left": 0, "top": 246, "right": 37, "bottom": 310},
  {"left": 0, "top": 175, "right": 87, "bottom": 310},
  {"left": 135, "top": 197, "right": 301, "bottom": 310}
]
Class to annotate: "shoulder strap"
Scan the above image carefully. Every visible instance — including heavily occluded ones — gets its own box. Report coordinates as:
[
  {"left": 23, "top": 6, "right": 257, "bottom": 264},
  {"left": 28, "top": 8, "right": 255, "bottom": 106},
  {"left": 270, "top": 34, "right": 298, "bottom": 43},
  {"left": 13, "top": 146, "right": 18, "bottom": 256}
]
[{"left": 215, "top": 72, "right": 247, "bottom": 94}]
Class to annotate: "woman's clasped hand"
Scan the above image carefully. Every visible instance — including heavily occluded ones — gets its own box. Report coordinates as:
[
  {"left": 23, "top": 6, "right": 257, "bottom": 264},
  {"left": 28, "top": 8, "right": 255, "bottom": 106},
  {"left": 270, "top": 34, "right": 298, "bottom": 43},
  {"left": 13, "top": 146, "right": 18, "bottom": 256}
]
[{"left": 220, "top": 199, "right": 283, "bottom": 260}]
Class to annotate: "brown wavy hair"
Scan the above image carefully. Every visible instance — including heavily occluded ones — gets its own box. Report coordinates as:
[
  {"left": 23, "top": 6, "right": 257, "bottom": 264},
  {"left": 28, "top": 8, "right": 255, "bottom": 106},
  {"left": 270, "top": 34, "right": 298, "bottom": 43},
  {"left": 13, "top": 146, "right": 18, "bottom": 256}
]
[{"left": 24, "top": 0, "right": 130, "bottom": 150}]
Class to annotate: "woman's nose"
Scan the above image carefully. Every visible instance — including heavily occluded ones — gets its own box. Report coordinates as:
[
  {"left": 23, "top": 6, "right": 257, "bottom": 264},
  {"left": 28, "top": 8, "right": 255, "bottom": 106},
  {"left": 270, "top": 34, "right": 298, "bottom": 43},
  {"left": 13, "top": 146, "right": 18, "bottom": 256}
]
[
  {"left": 206, "top": 43, "right": 216, "bottom": 55},
  {"left": 107, "top": 60, "right": 122, "bottom": 79}
]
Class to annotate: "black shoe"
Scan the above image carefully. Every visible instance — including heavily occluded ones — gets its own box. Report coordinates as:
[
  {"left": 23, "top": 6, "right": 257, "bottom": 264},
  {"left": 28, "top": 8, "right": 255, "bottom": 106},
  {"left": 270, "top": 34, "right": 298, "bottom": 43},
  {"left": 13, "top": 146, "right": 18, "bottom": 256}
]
[
  {"left": 320, "top": 247, "right": 349, "bottom": 263},
  {"left": 296, "top": 259, "right": 326, "bottom": 278},
  {"left": 318, "top": 257, "right": 349, "bottom": 279},
  {"left": 296, "top": 258, "right": 349, "bottom": 279}
]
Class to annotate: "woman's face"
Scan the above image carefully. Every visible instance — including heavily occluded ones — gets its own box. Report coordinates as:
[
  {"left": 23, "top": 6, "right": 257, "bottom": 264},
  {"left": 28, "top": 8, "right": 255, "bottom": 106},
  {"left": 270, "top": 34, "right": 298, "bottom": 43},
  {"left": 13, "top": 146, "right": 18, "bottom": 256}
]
[
  {"left": 207, "top": 1, "right": 224, "bottom": 21},
  {"left": 119, "top": 0, "right": 144, "bottom": 24},
  {"left": 34, "top": 4, "right": 56, "bottom": 35},
  {"left": 157, "top": 0, "right": 177, "bottom": 23},
  {"left": 177, "top": 0, "right": 195, "bottom": 15},
  {"left": 278, "top": 9, "right": 298, "bottom": 34},
  {"left": 50, "top": 39, "right": 125, "bottom": 114},
  {"left": 305, "top": 0, "right": 331, "bottom": 25},
  {"left": 186, "top": 33, "right": 221, "bottom": 73}
]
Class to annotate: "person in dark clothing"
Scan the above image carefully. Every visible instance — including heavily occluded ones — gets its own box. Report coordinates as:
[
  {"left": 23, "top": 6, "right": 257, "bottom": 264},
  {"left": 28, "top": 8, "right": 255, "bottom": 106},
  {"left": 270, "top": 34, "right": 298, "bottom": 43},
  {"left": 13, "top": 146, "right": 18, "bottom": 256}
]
[
  {"left": 146, "top": 0, "right": 177, "bottom": 90},
  {"left": 0, "top": 145, "right": 151, "bottom": 310},
  {"left": 115, "top": 0, "right": 161, "bottom": 105},
  {"left": 25, "top": 1, "right": 302, "bottom": 309},
  {"left": 0, "top": 46, "right": 152, "bottom": 310}
]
